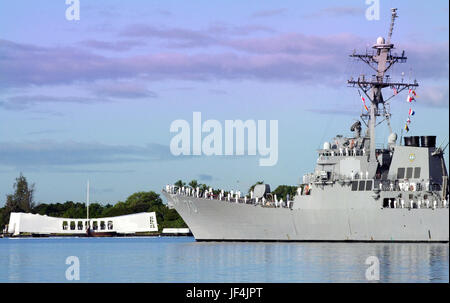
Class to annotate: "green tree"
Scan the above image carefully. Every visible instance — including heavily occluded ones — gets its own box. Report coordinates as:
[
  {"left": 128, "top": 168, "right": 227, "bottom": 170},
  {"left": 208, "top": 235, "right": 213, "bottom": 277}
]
[
  {"left": 174, "top": 180, "right": 185, "bottom": 188},
  {"left": 62, "top": 202, "right": 86, "bottom": 218},
  {"left": 2, "top": 174, "right": 35, "bottom": 227},
  {"left": 189, "top": 180, "right": 199, "bottom": 188},
  {"left": 0, "top": 208, "right": 5, "bottom": 231},
  {"left": 125, "top": 191, "right": 162, "bottom": 207},
  {"left": 200, "top": 184, "right": 208, "bottom": 192},
  {"left": 272, "top": 185, "right": 298, "bottom": 201},
  {"left": 87, "top": 203, "right": 104, "bottom": 218},
  {"left": 0, "top": 180, "right": 188, "bottom": 233},
  {"left": 122, "top": 190, "right": 186, "bottom": 231}
]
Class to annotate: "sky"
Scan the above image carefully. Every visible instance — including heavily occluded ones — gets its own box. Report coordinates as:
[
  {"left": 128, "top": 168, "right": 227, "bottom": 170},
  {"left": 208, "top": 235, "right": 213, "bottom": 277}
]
[{"left": 0, "top": 0, "right": 448, "bottom": 206}]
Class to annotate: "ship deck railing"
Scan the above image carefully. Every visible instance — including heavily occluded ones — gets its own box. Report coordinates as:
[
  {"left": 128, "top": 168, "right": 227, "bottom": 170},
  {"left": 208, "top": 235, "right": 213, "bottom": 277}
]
[
  {"left": 306, "top": 173, "right": 443, "bottom": 193},
  {"left": 318, "top": 146, "right": 390, "bottom": 158},
  {"left": 165, "top": 182, "right": 448, "bottom": 209},
  {"left": 164, "top": 188, "right": 293, "bottom": 209}
]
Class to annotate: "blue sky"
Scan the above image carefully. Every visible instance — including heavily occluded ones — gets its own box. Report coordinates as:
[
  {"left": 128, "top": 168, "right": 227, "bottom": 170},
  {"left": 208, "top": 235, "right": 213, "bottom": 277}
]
[{"left": 0, "top": 0, "right": 448, "bottom": 205}]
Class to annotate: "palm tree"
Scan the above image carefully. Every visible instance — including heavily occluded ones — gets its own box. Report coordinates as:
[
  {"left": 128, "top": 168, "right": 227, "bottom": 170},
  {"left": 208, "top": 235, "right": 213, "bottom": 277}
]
[
  {"left": 174, "top": 180, "right": 185, "bottom": 188},
  {"left": 200, "top": 184, "right": 208, "bottom": 192},
  {"left": 189, "top": 180, "right": 199, "bottom": 189}
]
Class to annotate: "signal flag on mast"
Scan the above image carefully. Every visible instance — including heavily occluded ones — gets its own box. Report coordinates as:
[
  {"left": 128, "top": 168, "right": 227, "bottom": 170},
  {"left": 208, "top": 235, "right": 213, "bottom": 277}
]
[
  {"left": 406, "top": 89, "right": 418, "bottom": 103},
  {"left": 358, "top": 90, "right": 369, "bottom": 112}
]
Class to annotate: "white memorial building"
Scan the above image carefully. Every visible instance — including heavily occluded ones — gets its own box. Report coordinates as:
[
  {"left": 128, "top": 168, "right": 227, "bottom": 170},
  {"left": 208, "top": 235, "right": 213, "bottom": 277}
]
[{"left": 7, "top": 212, "right": 158, "bottom": 236}]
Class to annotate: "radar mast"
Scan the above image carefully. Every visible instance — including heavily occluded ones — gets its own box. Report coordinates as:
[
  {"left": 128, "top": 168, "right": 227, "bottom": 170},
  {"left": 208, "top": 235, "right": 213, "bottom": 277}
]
[{"left": 347, "top": 8, "right": 419, "bottom": 177}]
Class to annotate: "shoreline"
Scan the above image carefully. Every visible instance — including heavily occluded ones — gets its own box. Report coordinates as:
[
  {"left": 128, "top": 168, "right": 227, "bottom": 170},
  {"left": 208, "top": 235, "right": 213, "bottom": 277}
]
[{"left": 1, "top": 232, "right": 193, "bottom": 238}]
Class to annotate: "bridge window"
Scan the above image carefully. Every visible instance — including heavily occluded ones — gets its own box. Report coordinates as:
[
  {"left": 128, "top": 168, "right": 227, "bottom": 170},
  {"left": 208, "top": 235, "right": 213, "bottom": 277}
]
[
  {"left": 365, "top": 180, "right": 373, "bottom": 191},
  {"left": 62, "top": 221, "right": 68, "bottom": 230},
  {"left": 351, "top": 181, "right": 358, "bottom": 191},
  {"left": 358, "top": 181, "right": 366, "bottom": 191},
  {"left": 70, "top": 221, "right": 76, "bottom": 230},
  {"left": 100, "top": 221, "right": 106, "bottom": 230},
  {"left": 77, "top": 221, "right": 83, "bottom": 230},
  {"left": 107, "top": 221, "right": 113, "bottom": 230},
  {"left": 397, "top": 167, "right": 405, "bottom": 179},
  {"left": 406, "top": 167, "right": 413, "bottom": 179},
  {"left": 414, "top": 167, "right": 421, "bottom": 178}
]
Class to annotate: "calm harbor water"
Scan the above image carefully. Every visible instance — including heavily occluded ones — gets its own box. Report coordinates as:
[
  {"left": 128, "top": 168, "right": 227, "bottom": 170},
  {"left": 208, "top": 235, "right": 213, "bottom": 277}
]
[{"left": 0, "top": 237, "right": 448, "bottom": 283}]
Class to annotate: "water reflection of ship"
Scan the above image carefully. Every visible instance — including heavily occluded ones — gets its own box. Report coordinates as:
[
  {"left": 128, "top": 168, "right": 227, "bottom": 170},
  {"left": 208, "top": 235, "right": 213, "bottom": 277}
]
[{"left": 377, "top": 244, "right": 449, "bottom": 282}]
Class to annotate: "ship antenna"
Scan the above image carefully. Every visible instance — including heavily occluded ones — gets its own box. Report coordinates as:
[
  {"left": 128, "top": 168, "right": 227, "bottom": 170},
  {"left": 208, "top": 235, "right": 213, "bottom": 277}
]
[
  {"left": 386, "top": 8, "right": 398, "bottom": 44},
  {"left": 347, "top": 8, "right": 418, "bottom": 178},
  {"left": 87, "top": 180, "right": 90, "bottom": 221}
]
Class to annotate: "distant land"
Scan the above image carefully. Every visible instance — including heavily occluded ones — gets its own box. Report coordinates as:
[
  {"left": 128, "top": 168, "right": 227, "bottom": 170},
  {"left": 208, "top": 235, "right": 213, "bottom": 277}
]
[
  {"left": 0, "top": 175, "right": 298, "bottom": 233},
  {"left": 0, "top": 174, "right": 186, "bottom": 233}
]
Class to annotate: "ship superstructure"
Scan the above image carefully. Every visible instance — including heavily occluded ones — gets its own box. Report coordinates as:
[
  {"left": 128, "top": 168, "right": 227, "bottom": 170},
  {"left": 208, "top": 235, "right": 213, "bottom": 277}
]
[{"left": 163, "top": 9, "right": 449, "bottom": 242}]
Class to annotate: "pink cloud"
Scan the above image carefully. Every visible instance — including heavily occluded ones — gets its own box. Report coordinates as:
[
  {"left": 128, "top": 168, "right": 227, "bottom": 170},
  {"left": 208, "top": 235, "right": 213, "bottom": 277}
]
[{"left": 0, "top": 32, "right": 447, "bottom": 104}]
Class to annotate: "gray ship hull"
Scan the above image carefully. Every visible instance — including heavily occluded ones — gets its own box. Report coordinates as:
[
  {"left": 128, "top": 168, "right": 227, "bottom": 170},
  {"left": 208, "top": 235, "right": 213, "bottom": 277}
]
[
  {"left": 163, "top": 191, "right": 449, "bottom": 242},
  {"left": 163, "top": 9, "right": 450, "bottom": 243}
]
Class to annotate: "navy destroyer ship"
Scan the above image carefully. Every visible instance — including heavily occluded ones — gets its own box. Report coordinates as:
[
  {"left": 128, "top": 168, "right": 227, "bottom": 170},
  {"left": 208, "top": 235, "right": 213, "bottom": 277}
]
[{"left": 163, "top": 9, "right": 449, "bottom": 242}]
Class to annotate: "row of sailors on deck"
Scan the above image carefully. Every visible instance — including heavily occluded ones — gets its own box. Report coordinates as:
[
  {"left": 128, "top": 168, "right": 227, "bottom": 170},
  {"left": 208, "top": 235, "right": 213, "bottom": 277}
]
[
  {"left": 166, "top": 185, "right": 209, "bottom": 197},
  {"left": 350, "top": 171, "right": 370, "bottom": 180},
  {"left": 381, "top": 181, "right": 429, "bottom": 192},
  {"left": 165, "top": 184, "right": 290, "bottom": 207},
  {"left": 324, "top": 147, "right": 366, "bottom": 157},
  {"left": 347, "top": 173, "right": 430, "bottom": 192},
  {"left": 341, "top": 147, "right": 365, "bottom": 156},
  {"left": 386, "top": 198, "right": 448, "bottom": 209}
]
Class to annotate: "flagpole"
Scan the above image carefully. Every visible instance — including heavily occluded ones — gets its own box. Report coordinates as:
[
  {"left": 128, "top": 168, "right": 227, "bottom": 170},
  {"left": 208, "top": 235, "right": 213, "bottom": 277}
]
[{"left": 87, "top": 180, "right": 90, "bottom": 221}]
